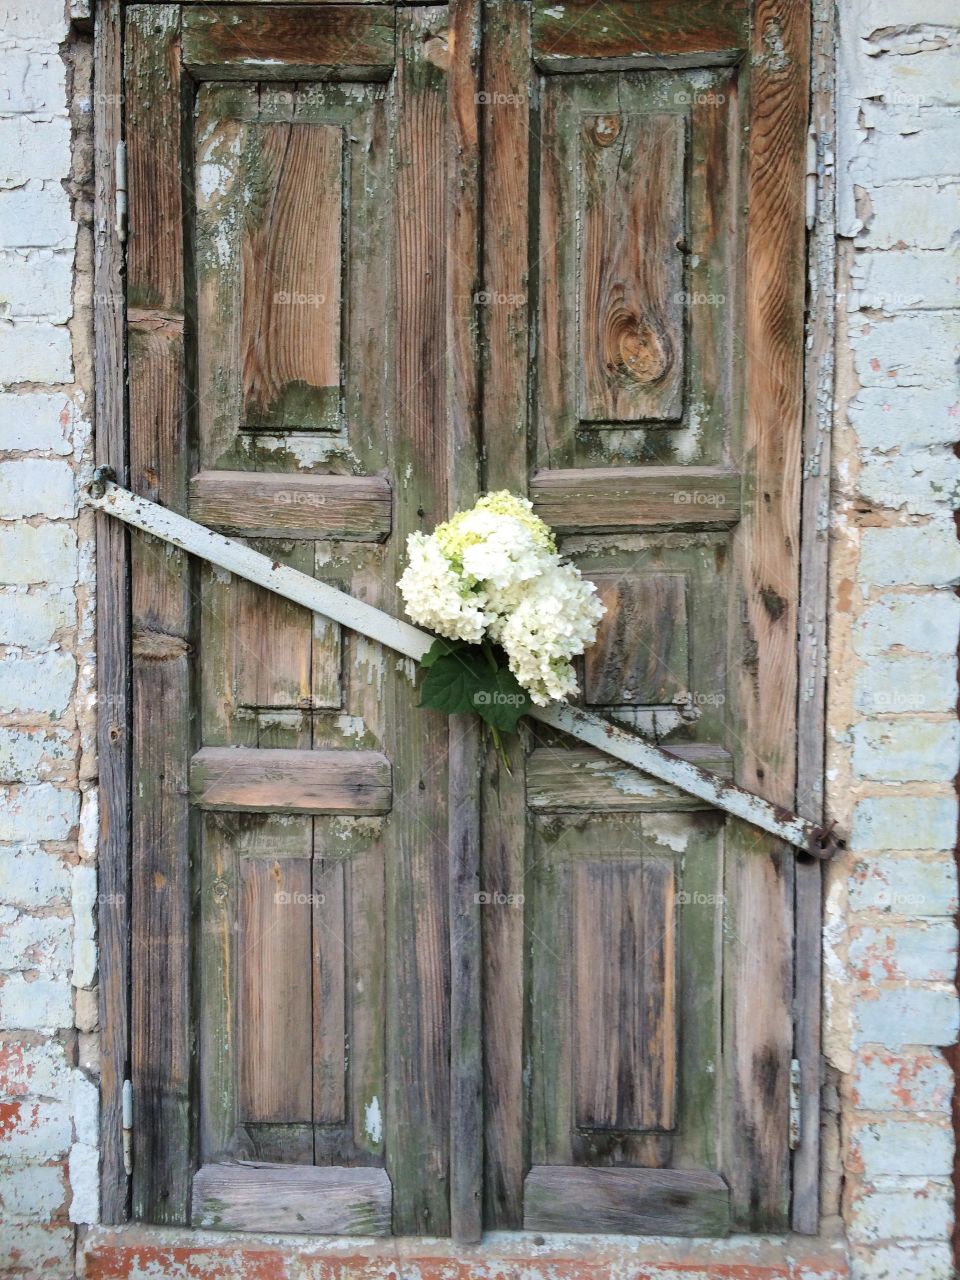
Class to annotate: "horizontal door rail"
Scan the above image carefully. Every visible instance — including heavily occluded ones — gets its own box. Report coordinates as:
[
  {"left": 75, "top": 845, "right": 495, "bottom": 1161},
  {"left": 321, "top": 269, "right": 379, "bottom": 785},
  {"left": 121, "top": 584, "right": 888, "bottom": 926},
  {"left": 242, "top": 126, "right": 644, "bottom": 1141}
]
[{"left": 86, "top": 471, "right": 839, "bottom": 858}]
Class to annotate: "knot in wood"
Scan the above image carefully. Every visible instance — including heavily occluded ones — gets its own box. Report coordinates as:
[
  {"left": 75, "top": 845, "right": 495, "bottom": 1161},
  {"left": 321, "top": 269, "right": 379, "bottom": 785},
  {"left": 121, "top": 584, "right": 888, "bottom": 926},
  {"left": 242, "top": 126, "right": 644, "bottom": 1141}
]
[
  {"left": 607, "top": 311, "right": 669, "bottom": 385},
  {"left": 589, "top": 114, "right": 621, "bottom": 147}
]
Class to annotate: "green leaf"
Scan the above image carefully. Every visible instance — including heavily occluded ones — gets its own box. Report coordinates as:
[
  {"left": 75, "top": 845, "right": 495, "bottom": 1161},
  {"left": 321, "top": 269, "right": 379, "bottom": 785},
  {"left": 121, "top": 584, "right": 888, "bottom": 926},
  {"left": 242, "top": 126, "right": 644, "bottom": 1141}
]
[
  {"left": 419, "top": 636, "right": 468, "bottom": 669},
  {"left": 419, "top": 649, "right": 488, "bottom": 716},
  {"left": 472, "top": 666, "right": 531, "bottom": 733}
]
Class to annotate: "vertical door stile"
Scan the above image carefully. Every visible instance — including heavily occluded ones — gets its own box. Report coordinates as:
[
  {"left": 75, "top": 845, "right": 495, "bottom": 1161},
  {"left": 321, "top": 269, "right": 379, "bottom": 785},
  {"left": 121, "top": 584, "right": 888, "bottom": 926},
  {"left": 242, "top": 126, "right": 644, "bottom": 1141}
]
[{"left": 446, "top": 0, "right": 484, "bottom": 1246}]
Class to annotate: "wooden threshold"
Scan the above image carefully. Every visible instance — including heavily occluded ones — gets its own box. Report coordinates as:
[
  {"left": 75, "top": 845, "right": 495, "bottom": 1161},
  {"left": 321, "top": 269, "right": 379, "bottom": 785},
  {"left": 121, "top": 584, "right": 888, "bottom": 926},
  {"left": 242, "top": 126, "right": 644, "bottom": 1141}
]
[
  {"left": 189, "top": 747, "right": 392, "bottom": 814},
  {"left": 189, "top": 470, "right": 391, "bottom": 541},
  {"left": 192, "top": 1162, "right": 392, "bottom": 1235},
  {"left": 523, "top": 1166, "right": 731, "bottom": 1236}
]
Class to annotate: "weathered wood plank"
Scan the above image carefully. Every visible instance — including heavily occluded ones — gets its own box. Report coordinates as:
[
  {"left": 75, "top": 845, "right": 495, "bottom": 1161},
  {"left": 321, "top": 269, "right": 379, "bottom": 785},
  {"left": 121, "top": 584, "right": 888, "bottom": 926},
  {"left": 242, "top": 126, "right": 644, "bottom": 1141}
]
[
  {"left": 313, "top": 857, "right": 347, "bottom": 1124},
  {"left": 478, "top": 0, "right": 531, "bottom": 1231},
  {"left": 189, "top": 471, "right": 391, "bottom": 540},
  {"left": 125, "top": 4, "right": 193, "bottom": 1226},
  {"left": 532, "top": 0, "right": 747, "bottom": 71},
  {"left": 584, "top": 573, "right": 689, "bottom": 707},
  {"left": 238, "top": 858, "right": 314, "bottom": 1123},
  {"left": 531, "top": 468, "right": 742, "bottom": 531},
  {"left": 579, "top": 113, "right": 685, "bottom": 423},
  {"left": 191, "top": 1162, "right": 392, "bottom": 1234},
  {"left": 523, "top": 1166, "right": 730, "bottom": 1235},
  {"left": 190, "top": 748, "right": 392, "bottom": 814},
  {"left": 722, "top": 0, "right": 810, "bottom": 1231},
  {"left": 94, "top": 0, "right": 129, "bottom": 1225},
  {"left": 793, "top": 0, "right": 836, "bottom": 1235},
  {"left": 527, "top": 744, "right": 734, "bottom": 812},
  {"left": 574, "top": 861, "right": 676, "bottom": 1131},
  {"left": 182, "top": 6, "right": 396, "bottom": 80}
]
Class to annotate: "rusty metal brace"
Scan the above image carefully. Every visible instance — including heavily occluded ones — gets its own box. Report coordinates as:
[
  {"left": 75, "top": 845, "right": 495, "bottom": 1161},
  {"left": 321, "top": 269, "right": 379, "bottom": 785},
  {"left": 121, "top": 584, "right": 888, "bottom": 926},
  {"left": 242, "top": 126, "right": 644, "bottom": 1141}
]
[{"left": 85, "top": 470, "right": 841, "bottom": 859}]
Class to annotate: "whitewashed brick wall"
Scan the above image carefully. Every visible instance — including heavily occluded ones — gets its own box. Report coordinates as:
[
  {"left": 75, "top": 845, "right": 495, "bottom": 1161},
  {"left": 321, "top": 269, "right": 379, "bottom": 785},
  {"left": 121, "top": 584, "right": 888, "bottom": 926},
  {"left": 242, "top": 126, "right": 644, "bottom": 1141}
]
[
  {"left": 0, "top": 0, "right": 98, "bottom": 1273},
  {"left": 828, "top": 2, "right": 960, "bottom": 1277}
]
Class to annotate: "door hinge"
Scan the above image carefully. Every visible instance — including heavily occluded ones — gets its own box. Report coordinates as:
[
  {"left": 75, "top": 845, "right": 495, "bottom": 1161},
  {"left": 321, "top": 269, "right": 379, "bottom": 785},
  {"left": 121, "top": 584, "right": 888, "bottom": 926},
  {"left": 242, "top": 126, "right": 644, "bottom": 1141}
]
[
  {"left": 115, "top": 141, "right": 127, "bottom": 244},
  {"left": 789, "top": 1058, "right": 802, "bottom": 1150},
  {"left": 805, "top": 125, "right": 818, "bottom": 230},
  {"left": 122, "top": 1078, "right": 133, "bottom": 1175}
]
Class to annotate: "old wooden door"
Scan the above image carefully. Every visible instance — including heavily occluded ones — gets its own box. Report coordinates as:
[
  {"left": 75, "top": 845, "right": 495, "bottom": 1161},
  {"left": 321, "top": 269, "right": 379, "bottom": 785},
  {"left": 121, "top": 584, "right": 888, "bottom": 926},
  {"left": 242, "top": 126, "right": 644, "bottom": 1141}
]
[{"left": 121, "top": 0, "right": 809, "bottom": 1240}]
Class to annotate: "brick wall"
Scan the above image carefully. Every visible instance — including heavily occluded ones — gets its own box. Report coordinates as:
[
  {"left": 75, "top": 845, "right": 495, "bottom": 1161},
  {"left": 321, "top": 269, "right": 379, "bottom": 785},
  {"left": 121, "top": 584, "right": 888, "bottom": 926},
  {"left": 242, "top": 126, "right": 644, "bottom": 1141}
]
[
  {"left": 826, "top": 2, "right": 960, "bottom": 1277},
  {"left": 0, "top": 0, "right": 97, "bottom": 1273}
]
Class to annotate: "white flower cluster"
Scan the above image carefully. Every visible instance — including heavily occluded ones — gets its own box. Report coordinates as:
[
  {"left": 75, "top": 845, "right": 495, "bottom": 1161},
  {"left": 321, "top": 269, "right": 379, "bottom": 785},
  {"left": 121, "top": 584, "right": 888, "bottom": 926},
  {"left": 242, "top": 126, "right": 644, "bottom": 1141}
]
[{"left": 398, "top": 492, "right": 605, "bottom": 705}]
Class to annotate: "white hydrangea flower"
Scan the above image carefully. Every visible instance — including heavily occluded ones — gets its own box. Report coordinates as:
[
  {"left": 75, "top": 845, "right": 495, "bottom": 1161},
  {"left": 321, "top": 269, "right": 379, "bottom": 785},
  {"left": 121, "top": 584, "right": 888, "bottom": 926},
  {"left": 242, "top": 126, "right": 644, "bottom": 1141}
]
[{"left": 398, "top": 491, "right": 606, "bottom": 705}]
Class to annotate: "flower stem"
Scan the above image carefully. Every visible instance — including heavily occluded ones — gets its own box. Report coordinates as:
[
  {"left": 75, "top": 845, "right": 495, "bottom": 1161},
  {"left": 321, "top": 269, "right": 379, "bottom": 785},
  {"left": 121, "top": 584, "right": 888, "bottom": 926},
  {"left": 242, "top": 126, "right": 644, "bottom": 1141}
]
[{"left": 489, "top": 725, "right": 512, "bottom": 776}]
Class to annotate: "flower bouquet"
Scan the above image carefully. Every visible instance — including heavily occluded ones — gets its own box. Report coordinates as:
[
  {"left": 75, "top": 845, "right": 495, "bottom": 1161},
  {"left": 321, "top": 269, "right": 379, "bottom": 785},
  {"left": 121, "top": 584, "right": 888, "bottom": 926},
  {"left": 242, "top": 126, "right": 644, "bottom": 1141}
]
[{"left": 398, "top": 492, "right": 605, "bottom": 751}]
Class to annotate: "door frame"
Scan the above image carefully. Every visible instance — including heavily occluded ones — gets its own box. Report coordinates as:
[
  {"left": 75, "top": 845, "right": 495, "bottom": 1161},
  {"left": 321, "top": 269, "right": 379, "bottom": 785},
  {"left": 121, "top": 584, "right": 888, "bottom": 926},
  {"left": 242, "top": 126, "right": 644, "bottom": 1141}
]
[{"left": 92, "top": 0, "right": 833, "bottom": 1236}]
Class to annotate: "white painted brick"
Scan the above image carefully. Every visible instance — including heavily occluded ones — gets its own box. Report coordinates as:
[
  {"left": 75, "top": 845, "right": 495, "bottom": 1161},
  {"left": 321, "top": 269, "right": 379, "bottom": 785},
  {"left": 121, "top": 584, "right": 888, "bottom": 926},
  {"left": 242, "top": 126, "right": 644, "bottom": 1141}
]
[
  {"left": 0, "top": 972, "right": 72, "bottom": 1030},
  {"left": 0, "top": 784, "right": 78, "bottom": 843},
  {"left": 851, "top": 719, "right": 960, "bottom": 780},
  {"left": 849, "top": 387, "right": 960, "bottom": 452},
  {"left": 850, "top": 249, "right": 960, "bottom": 314},
  {"left": 0, "top": 1034, "right": 74, "bottom": 1101},
  {"left": 74, "top": 985, "right": 97, "bottom": 1033},
  {"left": 0, "top": 909, "right": 72, "bottom": 978},
  {"left": 0, "top": 250, "right": 73, "bottom": 323},
  {"left": 857, "top": 182, "right": 960, "bottom": 251},
  {"left": 851, "top": 312, "right": 960, "bottom": 390},
  {"left": 0, "top": 187, "right": 74, "bottom": 252},
  {"left": 0, "top": 848, "right": 69, "bottom": 909},
  {"left": 0, "top": 50, "right": 66, "bottom": 114},
  {"left": 851, "top": 113, "right": 960, "bottom": 184},
  {"left": 0, "top": 588, "right": 75, "bottom": 648},
  {"left": 0, "top": 0, "right": 69, "bottom": 41},
  {"left": 0, "top": 321, "right": 72, "bottom": 386},
  {"left": 72, "top": 1071, "right": 98, "bottom": 1147},
  {"left": 0, "top": 1098, "right": 71, "bottom": 1157},
  {"left": 0, "top": 459, "right": 74, "bottom": 518},
  {"left": 0, "top": 725, "right": 73, "bottom": 783},
  {"left": 851, "top": 795, "right": 958, "bottom": 853},
  {"left": 0, "top": 651, "right": 76, "bottom": 717},
  {"left": 857, "top": 450, "right": 960, "bottom": 515},
  {"left": 0, "top": 117, "right": 70, "bottom": 188},
  {"left": 851, "top": 1241, "right": 955, "bottom": 1280},
  {"left": 71, "top": 864, "right": 97, "bottom": 988},
  {"left": 859, "top": 525, "right": 960, "bottom": 588},
  {"left": 854, "top": 657, "right": 956, "bottom": 714},
  {"left": 851, "top": 1118, "right": 954, "bottom": 1178},
  {"left": 858, "top": 42, "right": 960, "bottom": 109},
  {"left": 0, "top": 392, "right": 75, "bottom": 454},
  {"left": 0, "top": 1223, "right": 73, "bottom": 1274},
  {"left": 848, "top": 1179, "right": 953, "bottom": 1243},
  {"left": 849, "top": 921, "right": 958, "bottom": 983},
  {"left": 69, "top": 1141, "right": 99, "bottom": 1224},
  {"left": 0, "top": 1160, "right": 67, "bottom": 1221},
  {"left": 853, "top": 592, "right": 960, "bottom": 655},
  {"left": 854, "top": 985, "right": 959, "bottom": 1049},
  {"left": 853, "top": 1049, "right": 954, "bottom": 1112},
  {"left": 0, "top": 523, "right": 77, "bottom": 585}
]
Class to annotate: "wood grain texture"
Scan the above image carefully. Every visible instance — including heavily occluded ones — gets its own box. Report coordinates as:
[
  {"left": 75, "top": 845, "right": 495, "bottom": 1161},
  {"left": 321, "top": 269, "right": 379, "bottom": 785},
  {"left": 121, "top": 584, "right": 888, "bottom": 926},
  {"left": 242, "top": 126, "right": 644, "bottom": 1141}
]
[
  {"left": 574, "top": 860, "right": 676, "bottom": 1131},
  {"left": 523, "top": 1166, "right": 730, "bottom": 1236},
  {"left": 182, "top": 6, "right": 396, "bottom": 80},
  {"left": 447, "top": 0, "right": 483, "bottom": 1245},
  {"left": 792, "top": 0, "right": 836, "bottom": 1235},
  {"left": 527, "top": 744, "right": 733, "bottom": 812},
  {"left": 584, "top": 573, "right": 689, "bottom": 707},
  {"left": 722, "top": 0, "right": 810, "bottom": 1231},
  {"left": 531, "top": 468, "right": 742, "bottom": 531},
  {"left": 313, "top": 858, "right": 346, "bottom": 1123},
  {"left": 579, "top": 113, "right": 685, "bottom": 422},
  {"left": 478, "top": 0, "right": 531, "bottom": 1231},
  {"left": 240, "top": 123, "right": 342, "bottom": 432},
  {"left": 94, "top": 0, "right": 129, "bottom": 1225},
  {"left": 189, "top": 471, "right": 391, "bottom": 540},
  {"left": 238, "top": 858, "right": 314, "bottom": 1123},
  {"left": 125, "top": 5, "right": 193, "bottom": 1226},
  {"left": 192, "top": 1162, "right": 392, "bottom": 1234},
  {"left": 532, "top": 0, "right": 747, "bottom": 71},
  {"left": 190, "top": 747, "right": 392, "bottom": 814}
]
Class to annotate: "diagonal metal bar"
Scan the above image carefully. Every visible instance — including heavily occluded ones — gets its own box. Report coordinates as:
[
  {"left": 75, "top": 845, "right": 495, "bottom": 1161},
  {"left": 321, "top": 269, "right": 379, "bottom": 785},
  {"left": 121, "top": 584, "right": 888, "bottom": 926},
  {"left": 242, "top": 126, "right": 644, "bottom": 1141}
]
[{"left": 85, "top": 472, "right": 839, "bottom": 858}]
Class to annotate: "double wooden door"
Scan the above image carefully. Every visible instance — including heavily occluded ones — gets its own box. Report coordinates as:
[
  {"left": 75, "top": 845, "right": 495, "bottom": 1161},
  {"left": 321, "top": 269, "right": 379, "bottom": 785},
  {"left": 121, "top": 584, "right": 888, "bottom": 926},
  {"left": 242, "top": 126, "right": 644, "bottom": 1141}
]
[{"left": 122, "top": 0, "right": 809, "bottom": 1240}]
